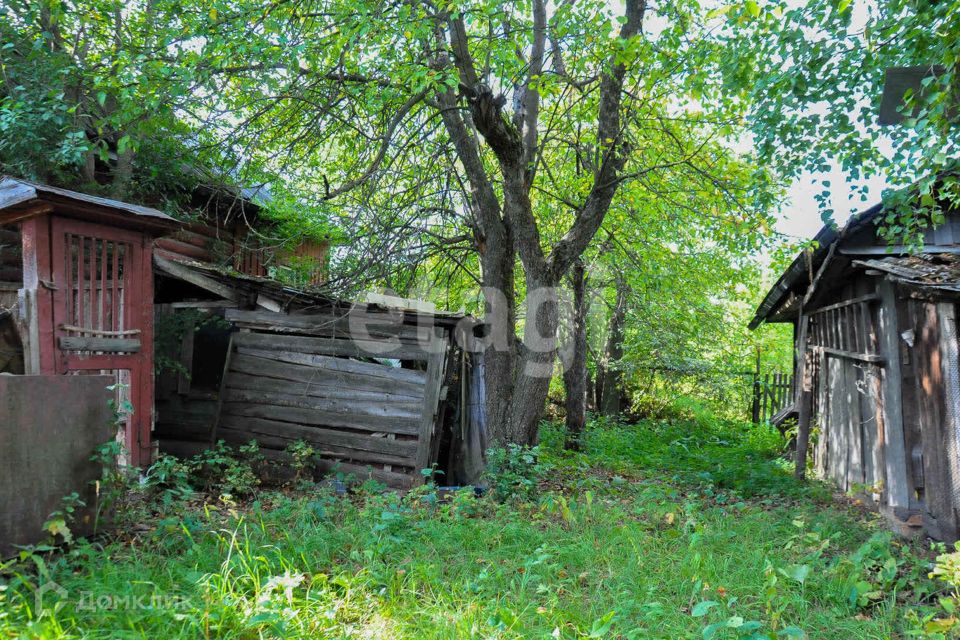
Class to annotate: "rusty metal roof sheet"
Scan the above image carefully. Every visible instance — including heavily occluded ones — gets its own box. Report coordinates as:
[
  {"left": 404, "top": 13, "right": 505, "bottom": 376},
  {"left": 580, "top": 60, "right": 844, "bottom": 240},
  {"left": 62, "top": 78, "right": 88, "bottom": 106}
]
[{"left": 853, "top": 253, "right": 960, "bottom": 293}]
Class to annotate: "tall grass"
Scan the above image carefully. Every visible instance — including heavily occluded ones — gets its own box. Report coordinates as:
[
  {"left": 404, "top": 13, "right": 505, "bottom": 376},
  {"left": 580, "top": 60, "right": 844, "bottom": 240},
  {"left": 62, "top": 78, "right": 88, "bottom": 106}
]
[{"left": 0, "top": 406, "right": 947, "bottom": 639}]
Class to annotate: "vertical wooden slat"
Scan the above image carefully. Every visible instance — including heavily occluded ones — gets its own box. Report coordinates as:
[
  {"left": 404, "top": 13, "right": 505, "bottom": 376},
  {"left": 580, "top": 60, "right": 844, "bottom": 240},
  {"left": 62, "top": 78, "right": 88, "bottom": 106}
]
[
  {"left": 414, "top": 328, "right": 449, "bottom": 479},
  {"left": 64, "top": 233, "right": 73, "bottom": 326},
  {"left": 77, "top": 236, "right": 86, "bottom": 334},
  {"left": 99, "top": 238, "right": 107, "bottom": 332},
  {"left": 111, "top": 241, "right": 119, "bottom": 331},
  {"left": 118, "top": 244, "right": 125, "bottom": 331},
  {"left": 86, "top": 234, "right": 95, "bottom": 332}
]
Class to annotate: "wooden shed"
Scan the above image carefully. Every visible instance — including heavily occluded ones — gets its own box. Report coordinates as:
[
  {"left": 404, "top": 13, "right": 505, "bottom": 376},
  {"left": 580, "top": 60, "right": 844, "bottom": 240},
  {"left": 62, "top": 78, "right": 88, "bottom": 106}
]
[
  {"left": 153, "top": 259, "right": 486, "bottom": 488},
  {"left": 752, "top": 195, "right": 960, "bottom": 540},
  {"left": 0, "top": 177, "right": 178, "bottom": 466},
  {"left": 157, "top": 181, "right": 330, "bottom": 286}
]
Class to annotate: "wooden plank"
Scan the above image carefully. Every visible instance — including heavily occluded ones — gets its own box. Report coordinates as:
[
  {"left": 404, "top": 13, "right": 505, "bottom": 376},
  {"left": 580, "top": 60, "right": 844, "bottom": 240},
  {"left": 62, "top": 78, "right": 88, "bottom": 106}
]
[
  {"left": 818, "top": 347, "right": 885, "bottom": 363},
  {"left": 217, "top": 426, "right": 415, "bottom": 468},
  {"left": 916, "top": 301, "right": 951, "bottom": 534},
  {"left": 215, "top": 417, "right": 417, "bottom": 462},
  {"left": 414, "top": 329, "right": 449, "bottom": 475},
  {"left": 220, "top": 401, "right": 420, "bottom": 435},
  {"left": 228, "top": 352, "right": 427, "bottom": 397},
  {"left": 846, "top": 360, "right": 865, "bottom": 488},
  {"left": 936, "top": 302, "right": 960, "bottom": 539},
  {"left": 153, "top": 253, "right": 238, "bottom": 302},
  {"left": 228, "top": 330, "right": 430, "bottom": 360},
  {"left": 860, "top": 364, "right": 882, "bottom": 498},
  {"left": 232, "top": 337, "right": 427, "bottom": 384},
  {"left": 876, "top": 279, "right": 910, "bottom": 509},
  {"left": 826, "top": 356, "right": 844, "bottom": 487},
  {"left": 226, "top": 371, "right": 425, "bottom": 404},
  {"left": 222, "top": 387, "right": 422, "bottom": 418},
  {"left": 225, "top": 308, "right": 433, "bottom": 343},
  {"left": 58, "top": 336, "right": 141, "bottom": 352},
  {"left": 814, "top": 351, "right": 830, "bottom": 477}
]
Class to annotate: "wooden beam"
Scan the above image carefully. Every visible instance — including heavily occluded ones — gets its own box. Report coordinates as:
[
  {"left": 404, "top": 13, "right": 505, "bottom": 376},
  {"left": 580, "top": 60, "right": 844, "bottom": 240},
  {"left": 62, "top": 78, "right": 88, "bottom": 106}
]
[
  {"left": 818, "top": 347, "right": 886, "bottom": 363},
  {"left": 58, "top": 336, "right": 141, "bottom": 352},
  {"left": 414, "top": 329, "right": 449, "bottom": 478},
  {"left": 809, "top": 294, "right": 880, "bottom": 316},
  {"left": 153, "top": 254, "right": 239, "bottom": 302},
  {"left": 877, "top": 279, "right": 910, "bottom": 509},
  {"left": 794, "top": 310, "right": 813, "bottom": 479}
]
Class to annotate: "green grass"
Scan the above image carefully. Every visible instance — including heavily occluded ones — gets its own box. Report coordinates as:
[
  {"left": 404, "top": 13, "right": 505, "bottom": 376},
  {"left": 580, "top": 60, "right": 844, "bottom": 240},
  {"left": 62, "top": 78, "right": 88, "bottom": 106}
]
[{"left": 0, "top": 410, "right": 949, "bottom": 639}]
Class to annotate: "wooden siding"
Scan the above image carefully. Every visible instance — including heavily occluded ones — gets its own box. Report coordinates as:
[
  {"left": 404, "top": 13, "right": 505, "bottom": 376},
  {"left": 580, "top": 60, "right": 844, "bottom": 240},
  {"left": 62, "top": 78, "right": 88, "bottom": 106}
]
[
  {"left": 807, "top": 278, "right": 896, "bottom": 507},
  {"left": 154, "top": 219, "right": 267, "bottom": 277},
  {"left": 155, "top": 305, "right": 455, "bottom": 488}
]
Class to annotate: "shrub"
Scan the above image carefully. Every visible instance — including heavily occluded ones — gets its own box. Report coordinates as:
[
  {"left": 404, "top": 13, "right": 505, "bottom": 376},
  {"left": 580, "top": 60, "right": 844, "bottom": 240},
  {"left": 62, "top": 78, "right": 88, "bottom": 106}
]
[{"left": 484, "top": 444, "right": 549, "bottom": 502}]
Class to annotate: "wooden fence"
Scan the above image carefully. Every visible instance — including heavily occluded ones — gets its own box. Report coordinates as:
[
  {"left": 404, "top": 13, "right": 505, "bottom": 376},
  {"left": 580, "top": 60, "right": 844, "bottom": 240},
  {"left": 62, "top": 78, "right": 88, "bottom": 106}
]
[{"left": 751, "top": 372, "right": 795, "bottom": 424}]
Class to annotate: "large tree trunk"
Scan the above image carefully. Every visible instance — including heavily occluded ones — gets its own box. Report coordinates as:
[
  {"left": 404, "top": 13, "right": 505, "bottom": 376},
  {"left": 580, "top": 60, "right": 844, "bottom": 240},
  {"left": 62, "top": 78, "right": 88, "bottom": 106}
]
[
  {"left": 600, "top": 278, "right": 628, "bottom": 417},
  {"left": 562, "top": 260, "right": 588, "bottom": 450},
  {"left": 479, "top": 222, "right": 520, "bottom": 446},
  {"left": 503, "top": 279, "right": 560, "bottom": 445}
]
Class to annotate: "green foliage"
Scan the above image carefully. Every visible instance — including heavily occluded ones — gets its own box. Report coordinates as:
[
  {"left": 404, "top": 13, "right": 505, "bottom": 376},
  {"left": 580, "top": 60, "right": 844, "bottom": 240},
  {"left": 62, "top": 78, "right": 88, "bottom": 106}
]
[
  {"left": 713, "top": 0, "right": 960, "bottom": 240},
  {"left": 284, "top": 440, "right": 317, "bottom": 487},
  {"left": 141, "top": 454, "right": 194, "bottom": 506},
  {"left": 1, "top": 406, "right": 954, "bottom": 638},
  {"left": 484, "top": 444, "right": 550, "bottom": 502},
  {"left": 40, "top": 493, "right": 85, "bottom": 548},
  {"left": 187, "top": 441, "right": 260, "bottom": 498}
]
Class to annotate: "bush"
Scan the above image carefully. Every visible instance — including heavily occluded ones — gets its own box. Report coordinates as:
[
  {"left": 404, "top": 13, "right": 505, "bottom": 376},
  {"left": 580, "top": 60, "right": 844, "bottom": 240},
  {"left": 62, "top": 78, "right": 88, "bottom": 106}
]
[
  {"left": 187, "top": 441, "right": 260, "bottom": 498},
  {"left": 484, "top": 444, "right": 549, "bottom": 502}
]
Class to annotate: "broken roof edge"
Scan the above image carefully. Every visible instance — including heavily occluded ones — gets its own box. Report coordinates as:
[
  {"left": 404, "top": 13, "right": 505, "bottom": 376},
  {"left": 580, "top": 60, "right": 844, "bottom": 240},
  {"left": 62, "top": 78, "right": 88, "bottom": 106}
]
[
  {"left": 748, "top": 201, "right": 884, "bottom": 330},
  {"left": 0, "top": 176, "right": 178, "bottom": 229},
  {"left": 155, "top": 253, "right": 471, "bottom": 324}
]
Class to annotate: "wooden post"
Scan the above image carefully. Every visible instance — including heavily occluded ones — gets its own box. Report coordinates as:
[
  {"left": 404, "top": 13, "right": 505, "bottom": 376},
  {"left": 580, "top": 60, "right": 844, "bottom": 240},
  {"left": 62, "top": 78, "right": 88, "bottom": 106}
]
[
  {"left": 794, "top": 310, "right": 812, "bottom": 479},
  {"left": 877, "top": 279, "right": 910, "bottom": 509},
  {"left": 751, "top": 349, "right": 761, "bottom": 424}
]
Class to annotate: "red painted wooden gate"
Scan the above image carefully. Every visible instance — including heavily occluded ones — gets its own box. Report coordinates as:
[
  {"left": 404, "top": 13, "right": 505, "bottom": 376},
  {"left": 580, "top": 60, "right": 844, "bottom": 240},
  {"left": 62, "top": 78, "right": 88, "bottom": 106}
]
[{"left": 47, "top": 219, "right": 155, "bottom": 466}]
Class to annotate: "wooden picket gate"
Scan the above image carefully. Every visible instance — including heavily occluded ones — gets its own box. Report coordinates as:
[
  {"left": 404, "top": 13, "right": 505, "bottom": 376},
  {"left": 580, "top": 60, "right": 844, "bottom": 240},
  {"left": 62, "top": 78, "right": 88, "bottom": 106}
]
[{"left": 751, "top": 371, "right": 795, "bottom": 424}]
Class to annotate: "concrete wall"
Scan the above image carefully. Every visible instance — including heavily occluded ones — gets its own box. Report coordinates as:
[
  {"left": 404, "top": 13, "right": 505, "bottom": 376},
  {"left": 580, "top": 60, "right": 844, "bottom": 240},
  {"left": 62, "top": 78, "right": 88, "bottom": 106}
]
[{"left": 0, "top": 375, "right": 113, "bottom": 556}]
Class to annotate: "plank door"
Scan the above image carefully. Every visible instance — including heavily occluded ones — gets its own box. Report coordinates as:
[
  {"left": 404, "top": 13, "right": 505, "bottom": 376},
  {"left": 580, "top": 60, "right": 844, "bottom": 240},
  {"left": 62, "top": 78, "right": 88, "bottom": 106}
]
[{"left": 49, "top": 218, "right": 155, "bottom": 467}]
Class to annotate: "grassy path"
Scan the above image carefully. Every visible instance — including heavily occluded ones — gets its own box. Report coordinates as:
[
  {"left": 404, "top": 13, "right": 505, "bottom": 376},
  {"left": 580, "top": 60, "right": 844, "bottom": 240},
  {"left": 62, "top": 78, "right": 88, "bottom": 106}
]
[{"left": 0, "top": 414, "right": 948, "bottom": 638}]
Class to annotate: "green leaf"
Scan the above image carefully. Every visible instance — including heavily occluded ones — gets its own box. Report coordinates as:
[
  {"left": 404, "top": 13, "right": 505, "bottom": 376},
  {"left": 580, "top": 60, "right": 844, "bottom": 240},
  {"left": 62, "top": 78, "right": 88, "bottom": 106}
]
[
  {"left": 691, "top": 600, "right": 719, "bottom": 617},
  {"left": 780, "top": 564, "right": 811, "bottom": 584}
]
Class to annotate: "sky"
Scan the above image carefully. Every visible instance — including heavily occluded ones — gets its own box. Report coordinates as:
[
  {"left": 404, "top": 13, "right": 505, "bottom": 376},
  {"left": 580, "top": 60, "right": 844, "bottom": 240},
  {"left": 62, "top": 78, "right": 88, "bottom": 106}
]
[{"left": 777, "top": 168, "right": 891, "bottom": 240}]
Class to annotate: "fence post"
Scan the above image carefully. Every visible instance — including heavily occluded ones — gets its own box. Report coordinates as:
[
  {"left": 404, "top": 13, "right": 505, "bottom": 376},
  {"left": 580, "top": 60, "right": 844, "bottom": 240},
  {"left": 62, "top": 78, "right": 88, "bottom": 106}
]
[{"left": 751, "top": 348, "right": 761, "bottom": 423}]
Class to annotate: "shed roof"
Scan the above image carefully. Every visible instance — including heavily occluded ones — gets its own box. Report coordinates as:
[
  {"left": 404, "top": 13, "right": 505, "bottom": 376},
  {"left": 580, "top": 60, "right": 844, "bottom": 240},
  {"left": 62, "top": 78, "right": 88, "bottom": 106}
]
[
  {"left": 154, "top": 253, "right": 470, "bottom": 327},
  {"left": 0, "top": 177, "right": 177, "bottom": 232},
  {"left": 853, "top": 253, "right": 960, "bottom": 294},
  {"left": 748, "top": 201, "right": 884, "bottom": 329}
]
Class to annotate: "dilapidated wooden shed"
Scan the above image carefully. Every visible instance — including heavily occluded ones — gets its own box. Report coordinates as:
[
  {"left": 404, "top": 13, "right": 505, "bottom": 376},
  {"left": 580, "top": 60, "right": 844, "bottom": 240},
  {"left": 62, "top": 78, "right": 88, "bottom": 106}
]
[
  {"left": 752, "top": 194, "right": 960, "bottom": 540},
  {"left": 153, "top": 259, "right": 486, "bottom": 488}
]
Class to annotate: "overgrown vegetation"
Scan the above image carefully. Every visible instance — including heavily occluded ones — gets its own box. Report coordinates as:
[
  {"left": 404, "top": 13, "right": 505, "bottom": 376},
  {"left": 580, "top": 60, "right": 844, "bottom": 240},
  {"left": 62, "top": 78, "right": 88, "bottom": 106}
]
[{"left": 2, "top": 407, "right": 958, "bottom": 639}]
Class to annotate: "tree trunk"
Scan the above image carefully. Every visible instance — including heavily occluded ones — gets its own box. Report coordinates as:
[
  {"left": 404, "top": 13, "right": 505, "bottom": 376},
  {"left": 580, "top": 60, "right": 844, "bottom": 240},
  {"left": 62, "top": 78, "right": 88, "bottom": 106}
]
[
  {"left": 600, "top": 278, "right": 628, "bottom": 417},
  {"left": 480, "top": 225, "right": 520, "bottom": 446},
  {"left": 503, "top": 279, "right": 560, "bottom": 445},
  {"left": 562, "top": 260, "right": 588, "bottom": 450}
]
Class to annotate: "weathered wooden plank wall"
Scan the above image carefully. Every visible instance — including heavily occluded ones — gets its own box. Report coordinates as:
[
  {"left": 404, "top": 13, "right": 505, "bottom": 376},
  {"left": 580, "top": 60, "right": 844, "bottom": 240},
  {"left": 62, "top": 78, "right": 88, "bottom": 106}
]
[{"left": 210, "top": 309, "right": 452, "bottom": 487}]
